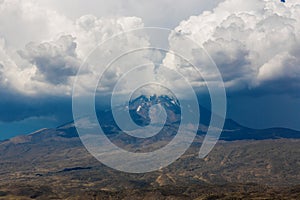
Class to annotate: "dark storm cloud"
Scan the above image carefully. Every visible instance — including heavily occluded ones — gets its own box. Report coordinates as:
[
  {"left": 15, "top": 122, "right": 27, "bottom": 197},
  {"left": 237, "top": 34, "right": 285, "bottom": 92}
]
[
  {"left": 19, "top": 35, "right": 81, "bottom": 85},
  {"left": 0, "top": 63, "right": 3, "bottom": 81},
  {"left": 0, "top": 90, "right": 72, "bottom": 123},
  {"left": 203, "top": 38, "right": 252, "bottom": 83}
]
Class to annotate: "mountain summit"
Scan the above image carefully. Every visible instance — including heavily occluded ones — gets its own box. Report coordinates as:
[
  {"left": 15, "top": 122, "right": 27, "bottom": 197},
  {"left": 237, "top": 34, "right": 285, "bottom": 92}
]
[{"left": 128, "top": 95, "right": 181, "bottom": 126}]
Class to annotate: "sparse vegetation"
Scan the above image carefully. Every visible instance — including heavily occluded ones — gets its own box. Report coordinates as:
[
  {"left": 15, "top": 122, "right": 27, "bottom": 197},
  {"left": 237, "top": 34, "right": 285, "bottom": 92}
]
[{"left": 0, "top": 131, "right": 299, "bottom": 199}]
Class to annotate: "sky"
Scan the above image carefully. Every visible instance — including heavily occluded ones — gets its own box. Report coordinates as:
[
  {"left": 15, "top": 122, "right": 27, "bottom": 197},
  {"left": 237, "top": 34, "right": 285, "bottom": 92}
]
[{"left": 0, "top": 0, "right": 300, "bottom": 139}]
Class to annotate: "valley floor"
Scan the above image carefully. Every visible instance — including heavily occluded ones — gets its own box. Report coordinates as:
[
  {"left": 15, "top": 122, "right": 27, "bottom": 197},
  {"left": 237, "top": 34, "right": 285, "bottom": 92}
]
[{"left": 0, "top": 136, "right": 299, "bottom": 199}]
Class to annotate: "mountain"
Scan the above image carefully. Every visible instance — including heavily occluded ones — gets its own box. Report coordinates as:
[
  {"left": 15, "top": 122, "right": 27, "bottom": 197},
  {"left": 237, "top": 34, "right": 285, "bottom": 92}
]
[
  {"left": 128, "top": 95, "right": 181, "bottom": 126},
  {"left": 92, "top": 95, "right": 300, "bottom": 141},
  {"left": 0, "top": 95, "right": 299, "bottom": 199}
]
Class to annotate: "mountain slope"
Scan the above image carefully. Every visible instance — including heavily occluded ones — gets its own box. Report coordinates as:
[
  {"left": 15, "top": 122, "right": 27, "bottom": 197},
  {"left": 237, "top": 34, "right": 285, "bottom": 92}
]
[{"left": 0, "top": 131, "right": 299, "bottom": 199}]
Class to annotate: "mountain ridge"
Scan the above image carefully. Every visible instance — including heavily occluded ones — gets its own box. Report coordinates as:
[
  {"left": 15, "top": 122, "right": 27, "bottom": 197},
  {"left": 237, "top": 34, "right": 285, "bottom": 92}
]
[{"left": 3, "top": 94, "right": 300, "bottom": 143}]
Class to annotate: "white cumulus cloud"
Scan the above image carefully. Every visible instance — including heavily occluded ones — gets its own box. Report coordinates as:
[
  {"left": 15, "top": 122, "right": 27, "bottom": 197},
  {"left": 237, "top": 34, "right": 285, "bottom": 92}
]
[
  {"left": 0, "top": 0, "right": 146, "bottom": 95},
  {"left": 164, "top": 0, "right": 300, "bottom": 93}
]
